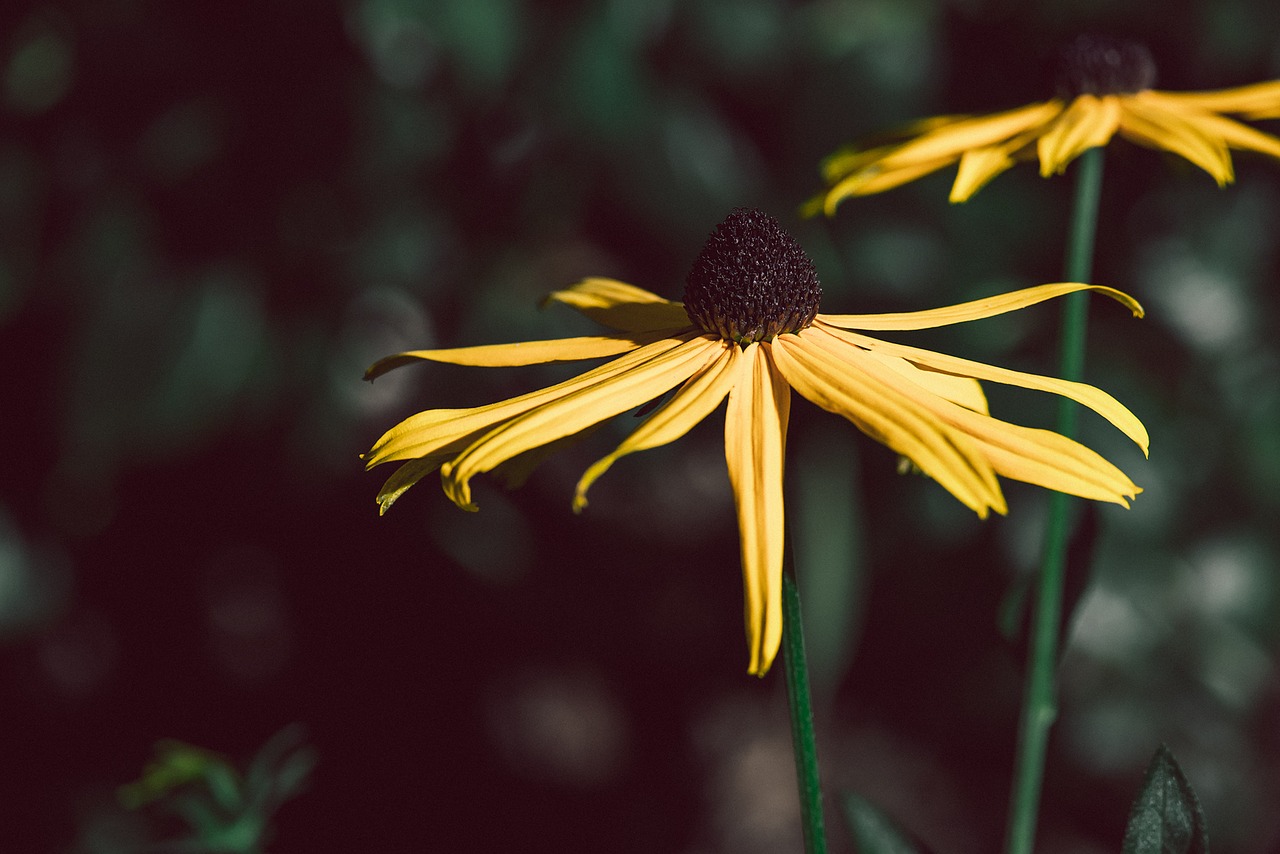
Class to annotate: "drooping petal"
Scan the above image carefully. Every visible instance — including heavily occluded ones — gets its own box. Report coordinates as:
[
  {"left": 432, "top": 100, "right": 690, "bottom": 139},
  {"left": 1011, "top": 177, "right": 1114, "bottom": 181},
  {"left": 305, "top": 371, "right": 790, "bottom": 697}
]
[
  {"left": 951, "top": 146, "right": 1019, "bottom": 202},
  {"left": 724, "top": 343, "right": 790, "bottom": 676},
  {"left": 574, "top": 341, "right": 739, "bottom": 510},
  {"left": 1118, "top": 94, "right": 1234, "bottom": 185},
  {"left": 822, "top": 155, "right": 958, "bottom": 214},
  {"left": 862, "top": 349, "right": 988, "bottom": 414},
  {"left": 441, "top": 336, "right": 722, "bottom": 510},
  {"left": 818, "top": 282, "right": 1143, "bottom": 331},
  {"left": 1037, "top": 94, "right": 1123, "bottom": 176},
  {"left": 544, "top": 278, "right": 694, "bottom": 333},
  {"left": 820, "top": 322, "right": 1149, "bottom": 455},
  {"left": 1153, "top": 80, "right": 1280, "bottom": 120},
  {"left": 772, "top": 330, "right": 1005, "bottom": 516},
  {"left": 1126, "top": 94, "right": 1280, "bottom": 162},
  {"left": 820, "top": 114, "right": 973, "bottom": 181},
  {"left": 826, "top": 334, "right": 1141, "bottom": 504},
  {"left": 365, "top": 335, "right": 694, "bottom": 466},
  {"left": 374, "top": 455, "right": 458, "bottom": 514},
  {"left": 873, "top": 101, "right": 1063, "bottom": 173},
  {"left": 950, "top": 123, "right": 1048, "bottom": 201},
  {"left": 365, "top": 332, "right": 668, "bottom": 379}
]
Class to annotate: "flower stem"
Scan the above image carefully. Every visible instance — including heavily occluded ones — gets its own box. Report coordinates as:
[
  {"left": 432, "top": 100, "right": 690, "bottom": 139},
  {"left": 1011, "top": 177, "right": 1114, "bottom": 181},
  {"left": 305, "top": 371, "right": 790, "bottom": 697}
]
[
  {"left": 1004, "top": 145, "right": 1104, "bottom": 854},
  {"left": 783, "top": 565, "right": 828, "bottom": 854}
]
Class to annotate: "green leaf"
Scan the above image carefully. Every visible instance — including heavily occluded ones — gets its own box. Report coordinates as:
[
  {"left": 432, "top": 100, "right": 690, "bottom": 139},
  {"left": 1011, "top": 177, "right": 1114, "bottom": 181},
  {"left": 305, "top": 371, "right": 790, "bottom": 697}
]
[
  {"left": 1122, "top": 744, "right": 1209, "bottom": 854},
  {"left": 842, "top": 792, "right": 930, "bottom": 854}
]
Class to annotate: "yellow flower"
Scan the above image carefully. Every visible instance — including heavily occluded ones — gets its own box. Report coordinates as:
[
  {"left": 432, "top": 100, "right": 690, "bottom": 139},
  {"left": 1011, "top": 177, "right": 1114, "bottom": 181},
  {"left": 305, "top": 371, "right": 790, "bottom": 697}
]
[
  {"left": 363, "top": 209, "right": 1148, "bottom": 676},
  {"left": 815, "top": 35, "right": 1280, "bottom": 210}
]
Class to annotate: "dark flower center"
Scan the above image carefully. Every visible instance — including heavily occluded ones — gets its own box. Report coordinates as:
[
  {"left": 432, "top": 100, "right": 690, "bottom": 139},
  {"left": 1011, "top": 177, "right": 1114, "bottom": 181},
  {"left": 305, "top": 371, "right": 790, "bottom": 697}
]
[
  {"left": 682, "top": 208, "right": 822, "bottom": 344},
  {"left": 1055, "top": 35, "right": 1156, "bottom": 98}
]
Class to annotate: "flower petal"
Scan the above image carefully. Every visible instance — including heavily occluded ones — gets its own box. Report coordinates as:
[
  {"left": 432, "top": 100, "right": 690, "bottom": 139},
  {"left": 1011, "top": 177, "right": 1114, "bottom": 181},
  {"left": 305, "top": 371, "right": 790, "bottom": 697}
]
[
  {"left": 820, "top": 322, "right": 1149, "bottom": 456},
  {"left": 441, "top": 336, "right": 721, "bottom": 510},
  {"left": 772, "top": 330, "right": 1005, "bottom": 517},
  {"left": 873, "top": 101, "right": 1063, "bottom": 173},
  {"left": 822, "top": 155, "right": 957, "bottom": 214},
  {"left": 951, "top": 146, "right": 1019, "bottom": 202},
  {"left": 574, "top": 342, "right": 738, "bottom": 511},
  {"left": 364, "top": 335, "right": 693, "bottom": 466},
  {"left": 818, "top": 282, "right": 1143, "bottom": 331},
  {"left": 365, "top": 332, "right": 667, "bottom": 379},
  {"left": 950, "top": 122, "right": 1048, "bottom": 201},
  {"left": 1118, "top": 94, "right": 1234, "bottom": 185},
  {"left": 862, "top": 350, "right": 989, "bottom": 414},
  {"left": 926, "top": 405, "right": 1140, "bottom": 504},
  {"left": 1129, "top": 98, "right": 1280, "bottom": 161},
  {"left": 724, "top": 343, "right": 790, "bottom": 676},
  {"left": 1037, "top": 95, "right": 1123, "bottom": 176},
  {"left": 1152, "top": 80, "right": 1280, "bottom": 120},
  {"left": 829, "top": 335, "right": 1141, "bottom": 504},
  {"left": 544, "top": 278, "right": 694, "bottom": 333}
]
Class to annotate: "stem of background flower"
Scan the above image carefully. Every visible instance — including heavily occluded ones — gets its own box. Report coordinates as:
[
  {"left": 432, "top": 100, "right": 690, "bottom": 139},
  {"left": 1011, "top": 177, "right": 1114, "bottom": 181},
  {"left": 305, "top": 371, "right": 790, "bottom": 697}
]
[
  {"left": 1003, "top": 146, "right": 1105, "bottom": 854},
  {"left": 782, "top": 562, "right": 828, "bottom": 854}
]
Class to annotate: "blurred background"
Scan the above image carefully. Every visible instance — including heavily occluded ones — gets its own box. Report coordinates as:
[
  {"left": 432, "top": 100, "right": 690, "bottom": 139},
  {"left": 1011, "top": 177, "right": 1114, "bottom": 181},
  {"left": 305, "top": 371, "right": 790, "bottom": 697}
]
[{"left": 3, "top": 0, "right": 1280, "bottom": 851}]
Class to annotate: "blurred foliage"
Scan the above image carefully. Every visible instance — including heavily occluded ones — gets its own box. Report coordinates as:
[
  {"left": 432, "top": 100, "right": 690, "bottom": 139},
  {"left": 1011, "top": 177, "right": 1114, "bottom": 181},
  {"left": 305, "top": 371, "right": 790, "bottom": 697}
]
[{"left": 1, "top": 0, "right": 1279, "bottom": 851}]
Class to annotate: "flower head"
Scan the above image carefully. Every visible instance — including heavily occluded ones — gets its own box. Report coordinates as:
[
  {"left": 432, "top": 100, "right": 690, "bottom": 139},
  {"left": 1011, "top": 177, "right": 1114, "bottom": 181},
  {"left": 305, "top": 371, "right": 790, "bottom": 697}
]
[
  {"left": 363, "top": 209, "right": 1148, "bottom": 676},
  {"left": 814, "top": 34, "right": 1280, "bottom": 209}
]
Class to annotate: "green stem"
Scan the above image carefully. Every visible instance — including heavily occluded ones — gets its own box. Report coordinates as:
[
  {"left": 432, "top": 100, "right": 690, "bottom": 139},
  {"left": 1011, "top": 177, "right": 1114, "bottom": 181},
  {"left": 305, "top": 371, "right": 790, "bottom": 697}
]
[
  {"left": 783, "top": 566, "right": 828, "bottom": 854},
  {"left": 1003, "top": 146, "right": 1105, "bottom": 854}
]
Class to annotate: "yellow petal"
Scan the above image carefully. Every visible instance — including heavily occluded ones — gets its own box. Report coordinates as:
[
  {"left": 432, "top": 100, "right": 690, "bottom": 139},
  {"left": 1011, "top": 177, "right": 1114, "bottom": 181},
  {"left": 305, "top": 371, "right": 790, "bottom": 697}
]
[
  {"left": 951, "top": 146, "right": 1019, "bottom": 202},
  {"left": 1126, "top": 97, "right": 1280, "bottom": 162},
  {"left": 374, "top": 456, "right": 454, "bottom": 514},
  {"left": 772, "top": 330, "right": 1005, "bottom": 517},
  {"left": 574, "top": 342, "right": 738, "bottom": 511},
  {"left": 724, "top": 343, "right": 789, "bottom": 676},
  {"left": 441, "top": 336, "right": 721, "bottom": 510},
  {"left": 950, "top": 122, "right": 1048, "bottom": 201},
  {"left": 365, "top": 332, "right": 666, "bottom": 379},
  {"left": 862, "top": 350, "right": 988, "bottom": 414},
  {"left": 818, "top": 282, "right": 1143, "bottom": 331},
  {"left": 1118, "top": 94, "right": 1234, "bottom": 185},
  {"left": 923, "top": 401, "right": 1141, "bottom": 504},
  {"left": 822, "top": 156, "right": 956, "bottom": 214},
  {"left": 365, "top": 335, "right": 692, "bottom": 466},
  {"left": 1037, "top": 95, "right": 1122, "bottom": 176},
  {"left": 544, "top": 278, "right": 694, "bottom": 333},
  {"left": 820, "top": 322, "right": 1149, "bottom": 455},
  {"left": 1152, "top": 80, "right": 1280, "bottom": 119},
  {"left": 1179, "top": 112, "right": 1280, "bottom": 160},
  {"left": 875, "top": 101, "right": 1063, "bottom": 173},
  {"left": 810, "top": 330, "right": 1140, "bottom": 505}
]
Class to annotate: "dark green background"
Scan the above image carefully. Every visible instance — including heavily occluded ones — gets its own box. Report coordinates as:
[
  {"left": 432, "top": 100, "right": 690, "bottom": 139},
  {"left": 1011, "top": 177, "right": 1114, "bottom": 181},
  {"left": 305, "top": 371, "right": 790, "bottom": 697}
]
[{"left": 3, "top": 1, "right": 1279, "bottom": 851}]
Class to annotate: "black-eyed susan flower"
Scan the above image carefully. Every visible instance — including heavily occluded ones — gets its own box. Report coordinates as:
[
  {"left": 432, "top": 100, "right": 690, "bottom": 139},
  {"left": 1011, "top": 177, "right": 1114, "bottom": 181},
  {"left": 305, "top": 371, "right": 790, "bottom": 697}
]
[
  {"left": 363, "top": 209, "right": 1147, "bottom": 676},
  {"left": 815, "top": 34, "right": 1280, "bottom": 210}
]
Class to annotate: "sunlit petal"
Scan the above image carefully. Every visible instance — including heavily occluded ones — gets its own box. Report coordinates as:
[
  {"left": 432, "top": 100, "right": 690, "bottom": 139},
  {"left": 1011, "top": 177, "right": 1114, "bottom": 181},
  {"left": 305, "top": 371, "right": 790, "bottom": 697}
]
[
  {"left": 441, "top": 337, "right": 722, "bottom": 510},
  {"left": 773, "top": 331, "right": 1005, "bottom": 516},
  {"left": 874, "top": 101, "right": 1063, "bottom": 172},
  {"left": 724, "top": 343, "right": 789, "bottom": 676},
  {"left": 574, "top": 342, "right": 739, "bottom": 510},
  {"left": 365, "top": 332, "right": 667, "bottom": 379},
  {"left": 365, "top": 335, "right": 694, "bottom": 466},
  {"left": 1037, "top": 95, "right": 1123, "bottom": 176},
  {"left": 818, "top": 282, "right": 1143, "bottom": 331},
  {"left": 1119, "top": 95, "right": 1234, "bottom": 185},
  {"left": 544, "top": 278, "right": 694, "bottom": 332},
  {"left": 1153, "top": 80, "right": 1280, "bottom": 119},
  {"left": 822, "top": 156, "right": 956, "bottom": 213},
  {"left": 862, "top": 350, "right": 988, "bottom": 414},
  {"left": 821, "top": 323, "right": 1149, "bottom": 455}
]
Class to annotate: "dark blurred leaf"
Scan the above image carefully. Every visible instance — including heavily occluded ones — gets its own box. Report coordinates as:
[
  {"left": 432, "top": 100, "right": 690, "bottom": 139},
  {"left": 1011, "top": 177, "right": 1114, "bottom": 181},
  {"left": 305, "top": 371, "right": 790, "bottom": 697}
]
[
  {"left": 842, "top": 792, "right": 932, "bottom": 854},
  {"left": 1122, "top": 744, "right": 1209, "bottom": 854}
]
